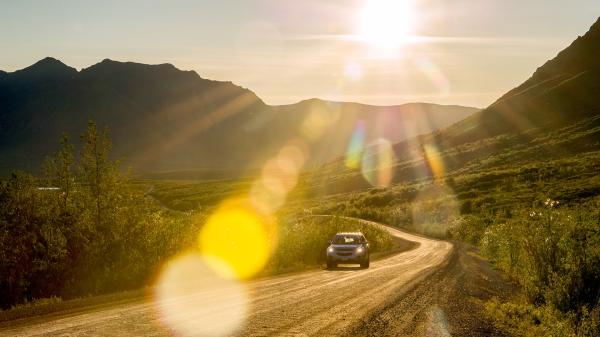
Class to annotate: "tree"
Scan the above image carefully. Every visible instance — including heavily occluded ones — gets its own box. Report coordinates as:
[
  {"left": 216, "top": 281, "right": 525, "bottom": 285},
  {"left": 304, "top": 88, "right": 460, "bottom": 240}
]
[
  {"left": 0, "top": 173, "right": 44, "bottom": 308},
  {"left": 43, "top": 134, "right": 75, "bottom": 213},
  {"left": 79, "top": 121, "right": 116, "bottom": 230}
]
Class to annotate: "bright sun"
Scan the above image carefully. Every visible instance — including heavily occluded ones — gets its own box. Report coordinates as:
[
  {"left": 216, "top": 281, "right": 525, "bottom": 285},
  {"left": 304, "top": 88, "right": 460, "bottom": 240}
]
[{"left": 359, "top": 0, "right": 415, "bottom": 56}]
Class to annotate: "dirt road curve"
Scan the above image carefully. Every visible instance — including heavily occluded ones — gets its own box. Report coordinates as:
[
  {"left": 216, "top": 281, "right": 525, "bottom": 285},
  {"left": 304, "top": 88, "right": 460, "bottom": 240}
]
[{"left": 0, "top": 221, "right": 453, "bottom": 337}]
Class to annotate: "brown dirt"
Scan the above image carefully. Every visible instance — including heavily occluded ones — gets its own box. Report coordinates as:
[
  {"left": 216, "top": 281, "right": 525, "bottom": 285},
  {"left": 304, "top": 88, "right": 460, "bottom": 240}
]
[{"left": 348, "top": 243, "right": 517, "bottom": 337}]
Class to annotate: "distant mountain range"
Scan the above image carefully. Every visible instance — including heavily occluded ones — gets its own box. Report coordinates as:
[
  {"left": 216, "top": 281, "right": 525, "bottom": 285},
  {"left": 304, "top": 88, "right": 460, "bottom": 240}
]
[{"left": 0, "top": 58, "right": 478, "bottom": 175}]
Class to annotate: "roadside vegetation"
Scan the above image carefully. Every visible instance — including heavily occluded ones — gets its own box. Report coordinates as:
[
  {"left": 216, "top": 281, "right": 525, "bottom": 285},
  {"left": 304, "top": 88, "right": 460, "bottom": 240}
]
[
  {"left": 473, "top": 200, "right": 599, "bottom": 337},
  {"left": 0, "top": 123, "right": 396, "bottom": 313},
  {"left": 0, "top": 122, "right": 201, "bottom": 310}
]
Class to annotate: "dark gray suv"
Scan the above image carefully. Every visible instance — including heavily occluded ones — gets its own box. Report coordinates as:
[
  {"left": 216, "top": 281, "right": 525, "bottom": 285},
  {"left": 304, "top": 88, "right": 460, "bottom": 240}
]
[{"left": 326, "top": 232, "right": 370, "bottom": 269}]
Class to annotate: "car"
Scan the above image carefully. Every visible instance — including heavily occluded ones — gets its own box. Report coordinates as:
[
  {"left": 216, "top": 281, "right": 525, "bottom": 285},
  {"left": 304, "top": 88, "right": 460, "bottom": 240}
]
[{"left": 326, "top": 232, "right": 370, "bottom": 269}]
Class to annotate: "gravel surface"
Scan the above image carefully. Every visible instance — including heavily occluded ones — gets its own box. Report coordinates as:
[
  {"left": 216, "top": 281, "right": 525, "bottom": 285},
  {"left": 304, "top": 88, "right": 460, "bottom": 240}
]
[{"left": 349, "top": 243, "right": 516, "bottom": 337}]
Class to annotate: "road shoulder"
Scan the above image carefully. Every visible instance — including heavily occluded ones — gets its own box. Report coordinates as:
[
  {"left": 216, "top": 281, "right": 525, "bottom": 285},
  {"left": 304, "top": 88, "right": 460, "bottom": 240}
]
[{"left": 347, "top": 242, "right": 517, "bottom": 337}]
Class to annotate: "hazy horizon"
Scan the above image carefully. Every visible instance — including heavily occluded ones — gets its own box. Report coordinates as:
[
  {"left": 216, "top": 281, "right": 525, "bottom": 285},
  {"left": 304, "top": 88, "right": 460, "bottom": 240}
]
[{"left": 2, "top": 0, "right": 599, "bottom": 108}]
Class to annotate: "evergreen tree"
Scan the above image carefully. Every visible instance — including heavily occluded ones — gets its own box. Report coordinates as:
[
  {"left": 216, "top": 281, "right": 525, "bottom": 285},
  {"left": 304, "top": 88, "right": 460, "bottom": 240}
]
[
  {"left": 43, "top": 134, "right": 75, "bottom": 213},
  {"left": 79, "top": 121, "right": 115, "bottom": 230}
]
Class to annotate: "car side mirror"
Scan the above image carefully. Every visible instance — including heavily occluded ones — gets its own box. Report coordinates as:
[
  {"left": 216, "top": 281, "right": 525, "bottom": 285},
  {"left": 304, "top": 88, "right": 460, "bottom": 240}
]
[{"left": 366, "top": 242, "right": 370, "bottom": 248}]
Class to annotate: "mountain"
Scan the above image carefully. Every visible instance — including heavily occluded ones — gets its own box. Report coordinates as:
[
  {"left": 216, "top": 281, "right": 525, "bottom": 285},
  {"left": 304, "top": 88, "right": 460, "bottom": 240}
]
[
  {"left": 437, "top": 17, "right": 600, "bottom": 148},
  {"left": 312, "top": 17, "right": 600, "bottom": 199},
  {"left": 0, "top": 59, "right": 478, "bottom": 175},
  {"left": 417, "top": 16, "right": 600, "bottom": 165}
]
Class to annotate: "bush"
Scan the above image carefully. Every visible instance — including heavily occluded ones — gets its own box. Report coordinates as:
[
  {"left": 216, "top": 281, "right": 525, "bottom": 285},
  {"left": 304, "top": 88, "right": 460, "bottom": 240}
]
[
  {"left": 481, "top": 198, "right": 600, "bottom": 335},
  {"left": 485, "top": 299, "right": 575, "bottom": 337},
  {"left": 450, "top": 215, "right": 491, "bottom": 245}
]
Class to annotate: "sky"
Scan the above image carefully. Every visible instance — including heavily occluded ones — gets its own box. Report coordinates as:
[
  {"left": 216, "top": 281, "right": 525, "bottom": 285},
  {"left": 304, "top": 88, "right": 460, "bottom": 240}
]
[{"left": 1, "top": 0, "right": 599, "bottom": 108}]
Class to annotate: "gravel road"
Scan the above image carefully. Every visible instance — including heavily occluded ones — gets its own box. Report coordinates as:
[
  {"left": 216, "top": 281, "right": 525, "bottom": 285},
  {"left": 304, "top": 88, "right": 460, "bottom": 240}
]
[{"left": 0, "top": 221, "right": 453, "bottom": 337}]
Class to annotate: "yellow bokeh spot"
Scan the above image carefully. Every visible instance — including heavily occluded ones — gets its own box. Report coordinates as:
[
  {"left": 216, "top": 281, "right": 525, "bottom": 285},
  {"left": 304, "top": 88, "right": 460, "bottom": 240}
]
[
  {"left": 199, "top": 199, "right": 273, "bottom": 280},
  {"left": 361, "top": 138, "right": 395, "bottom": 187},
  {"left": 423, "top": 144, "right": 445, "bottom": 179},
  {"left": 154, "top": 254, "right": 247, "bottom": 337}
]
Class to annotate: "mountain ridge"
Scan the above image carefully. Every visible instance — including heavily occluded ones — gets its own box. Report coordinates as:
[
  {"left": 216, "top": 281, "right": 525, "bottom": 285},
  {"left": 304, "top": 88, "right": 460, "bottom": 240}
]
[
  {"left": 274, "top": 97, "right": 476, "bottom": 110},
  {"left": 427, "top": 16, "right": 600, "bottom": 150},
  {"left": 0, "top": 58, "right": 478, "bottom": 175}
]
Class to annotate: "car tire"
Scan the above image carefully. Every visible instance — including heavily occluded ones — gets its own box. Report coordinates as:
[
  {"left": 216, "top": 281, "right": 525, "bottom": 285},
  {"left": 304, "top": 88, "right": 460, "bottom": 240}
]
[
  {"left": 327, "top": 261, "right": 335, "bottom": 269},
  {"left": 361, "top": 258, "right": 370, "bottom": 269}
]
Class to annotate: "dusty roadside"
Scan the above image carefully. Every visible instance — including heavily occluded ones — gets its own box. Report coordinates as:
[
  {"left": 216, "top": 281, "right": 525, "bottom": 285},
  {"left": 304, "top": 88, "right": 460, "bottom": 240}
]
[{"left": 348, "top": 243, "right": 517, "bottom": 336}]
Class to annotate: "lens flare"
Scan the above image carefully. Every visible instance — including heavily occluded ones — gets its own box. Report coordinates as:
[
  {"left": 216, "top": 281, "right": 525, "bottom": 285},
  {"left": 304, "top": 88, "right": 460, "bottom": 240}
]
[
  {"left": 423, "top": 144, "right": 445, "bottom": 179},
  {"left": 361, "top": 138, "right": 396, "bottom": 187},
  {"left": 154, "top": 254, "right": 248, "bottom": 337},
  {"left": 415, "top": 58, "right": 450, "bottom": 95},
  {"left": 426, "top": 305, "right": 451, "bottom": 337},
  {"left": 344, "top": 61, "right": 363, "bottom": 81},
  {"left": 277, "top": 142, "right": 307, "bottom": 176},
  {"left": 345, "top": 121, "right": 366, "bottom": 169},
  {"left": 411, "top": 184, "right": 459, "bottom": 237},
  {"left": 301, "top": 104, "right": 341, "bottom": 141},
  {"left": 250, "top": 141, "right": 307, "bottom": 214},
  {"left": 250, "top": 179, "right": 285, "bottom": 215},
  {"left": 199, "top": 199, "right": 273, "bottom": 279}
]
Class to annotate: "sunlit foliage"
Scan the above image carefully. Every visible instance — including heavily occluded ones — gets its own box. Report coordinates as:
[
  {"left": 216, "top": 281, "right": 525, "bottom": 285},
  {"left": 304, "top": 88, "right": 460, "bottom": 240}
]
[
  {"left": 479, "top": 200, "right": 600, "bottom": 336},
  {"left": 0, "top": 122, "right": 199, "bottom": 309}
]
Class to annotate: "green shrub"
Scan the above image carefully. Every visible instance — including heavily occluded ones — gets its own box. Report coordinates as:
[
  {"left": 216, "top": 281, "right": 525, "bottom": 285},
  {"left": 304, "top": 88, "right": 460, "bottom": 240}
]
[
  {"left": 485, "top": 299, "right": 575, "bottom": 337},
  {"left": 481, "top": 198, "right": 600, "bottom": 335},
  {"left": 452, "top": 214, "right": 493, "bottom": 245}
]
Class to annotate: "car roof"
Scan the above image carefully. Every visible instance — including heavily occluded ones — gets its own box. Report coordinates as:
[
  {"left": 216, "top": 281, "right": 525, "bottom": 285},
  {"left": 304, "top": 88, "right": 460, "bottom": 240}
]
[{"left": 335, "top": 232, "right": 364, "bottom": 236}]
